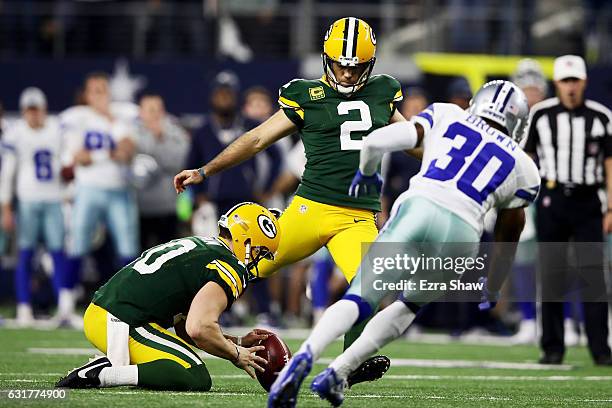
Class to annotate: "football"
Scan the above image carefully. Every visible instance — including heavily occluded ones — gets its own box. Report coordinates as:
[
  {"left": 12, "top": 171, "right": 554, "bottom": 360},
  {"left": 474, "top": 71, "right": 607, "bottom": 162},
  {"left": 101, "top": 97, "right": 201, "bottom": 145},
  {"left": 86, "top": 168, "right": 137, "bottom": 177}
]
[
  {"left": 60, "top": 165, "right": 75, "bottom": 182},
  {"left": 255, "top": 332, "right": 292, "bottom": 391}
]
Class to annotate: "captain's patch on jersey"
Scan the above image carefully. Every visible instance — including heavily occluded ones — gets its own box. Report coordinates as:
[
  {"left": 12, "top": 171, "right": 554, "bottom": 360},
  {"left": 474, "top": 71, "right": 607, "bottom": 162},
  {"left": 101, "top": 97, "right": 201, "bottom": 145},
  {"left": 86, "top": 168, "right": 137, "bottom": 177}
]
[
  {"left": 258, "top": 214, "right": 277, "bottom": 238},
  {"left": 309, "top": 86, "right": 325, "bottom": 101}
]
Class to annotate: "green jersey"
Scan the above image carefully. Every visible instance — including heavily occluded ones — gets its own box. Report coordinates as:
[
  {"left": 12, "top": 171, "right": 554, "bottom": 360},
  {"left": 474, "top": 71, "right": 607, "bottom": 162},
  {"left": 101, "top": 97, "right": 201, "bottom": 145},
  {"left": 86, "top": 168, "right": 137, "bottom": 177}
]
[
  {"left": 92, "top": 236, "right": 249, "bottom": 327},
  {"left": 279, "top": 74, "right": 403, "bottom": 211}
]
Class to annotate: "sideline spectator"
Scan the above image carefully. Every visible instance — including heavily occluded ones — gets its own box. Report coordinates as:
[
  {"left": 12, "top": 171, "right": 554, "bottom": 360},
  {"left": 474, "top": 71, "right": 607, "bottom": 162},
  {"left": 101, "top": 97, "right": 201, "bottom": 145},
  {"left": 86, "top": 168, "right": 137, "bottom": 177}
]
[{"left": 134, "top": 93, "right": 189, "bottom": 248}]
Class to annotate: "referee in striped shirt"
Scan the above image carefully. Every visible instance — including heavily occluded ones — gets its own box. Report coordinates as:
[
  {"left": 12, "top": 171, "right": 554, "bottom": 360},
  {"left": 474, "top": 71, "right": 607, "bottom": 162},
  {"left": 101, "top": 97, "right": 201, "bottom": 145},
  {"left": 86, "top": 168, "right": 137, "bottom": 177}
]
[{"left": 524, "top": 55, "right": 612, "bottom": 366}]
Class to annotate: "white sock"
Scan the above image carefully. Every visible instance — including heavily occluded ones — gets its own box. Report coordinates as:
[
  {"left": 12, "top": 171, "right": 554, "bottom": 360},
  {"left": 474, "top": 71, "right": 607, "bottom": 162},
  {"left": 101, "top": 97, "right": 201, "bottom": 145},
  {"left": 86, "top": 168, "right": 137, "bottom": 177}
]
[
  {"left": 330, "top": 301, "right": 416, "bottom": 379},
  {"left": 58, "top": 289, "right": 75, "bottom": 317},
  {"left": 312, "top": 308, "right": 325, "bottom": 325},
  {"left": 297, "top": 299, "right": 360, "bottom": 359},
  {"left": 17, "top": 303, "right": 34, "bottom": 320},
  {"left": 99, "top": 366, "right": 138, "bottom": 387}
]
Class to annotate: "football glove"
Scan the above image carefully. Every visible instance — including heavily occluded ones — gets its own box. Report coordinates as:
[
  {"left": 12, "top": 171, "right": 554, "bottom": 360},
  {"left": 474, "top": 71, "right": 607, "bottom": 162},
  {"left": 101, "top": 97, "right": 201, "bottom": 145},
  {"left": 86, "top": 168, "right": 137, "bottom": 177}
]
[
  {"left": 349, "top": 170, "right": 383, "bottom": 198},
  {"left": 478, "top": 277, "right": 500, "bottom": 311}
]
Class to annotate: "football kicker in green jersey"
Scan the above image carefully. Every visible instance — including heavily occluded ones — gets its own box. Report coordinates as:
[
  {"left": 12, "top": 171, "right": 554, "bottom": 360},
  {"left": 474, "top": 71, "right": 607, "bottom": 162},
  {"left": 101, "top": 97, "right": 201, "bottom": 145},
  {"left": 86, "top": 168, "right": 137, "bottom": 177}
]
[{"left": 279, "top": 74, "right": 403, "bottom": 212}]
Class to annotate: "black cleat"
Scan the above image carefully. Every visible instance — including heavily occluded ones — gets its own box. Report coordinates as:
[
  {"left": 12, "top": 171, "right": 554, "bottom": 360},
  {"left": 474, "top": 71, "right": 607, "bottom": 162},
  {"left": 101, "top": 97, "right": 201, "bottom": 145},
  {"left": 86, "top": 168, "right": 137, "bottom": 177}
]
[
  {"left": 538, "top": 353, "right": 563, "bottom": 365},
  {"left": 346, "top": 355, "right": 390, "bottom": 388},
  {"left": 56, "top": 356, "right": 111, "bottom": 388},
  {"left": 594, "top": 355, "right": 612, "bottom": 366}
]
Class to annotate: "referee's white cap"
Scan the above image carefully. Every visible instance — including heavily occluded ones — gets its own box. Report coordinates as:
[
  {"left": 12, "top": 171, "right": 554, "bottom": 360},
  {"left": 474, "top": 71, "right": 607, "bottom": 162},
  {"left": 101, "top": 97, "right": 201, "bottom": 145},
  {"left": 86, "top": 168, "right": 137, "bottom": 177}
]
[{"left": 553, "top": 55, "right": 587, "bottom": 81}]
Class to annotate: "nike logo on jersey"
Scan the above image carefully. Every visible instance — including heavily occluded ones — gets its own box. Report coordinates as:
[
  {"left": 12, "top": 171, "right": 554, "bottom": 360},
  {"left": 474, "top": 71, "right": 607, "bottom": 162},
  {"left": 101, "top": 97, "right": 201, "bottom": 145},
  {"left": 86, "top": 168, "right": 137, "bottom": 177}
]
[
  {"left": 77, "top": 362, "right": 108, "bottom": 379},
  {"left": 353, "top": 218, "right": 367, "bottom": 223}
]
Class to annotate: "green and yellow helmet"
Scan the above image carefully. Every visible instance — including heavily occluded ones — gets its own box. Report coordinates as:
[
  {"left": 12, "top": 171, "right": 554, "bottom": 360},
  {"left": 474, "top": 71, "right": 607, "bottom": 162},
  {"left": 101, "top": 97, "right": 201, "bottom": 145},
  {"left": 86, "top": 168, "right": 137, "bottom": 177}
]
[
  {"left": 322, "top": 17, "right": 377, "bottom": 96},
  {"left": 218, "top": 202, "right": 281, "bottom": 278}
]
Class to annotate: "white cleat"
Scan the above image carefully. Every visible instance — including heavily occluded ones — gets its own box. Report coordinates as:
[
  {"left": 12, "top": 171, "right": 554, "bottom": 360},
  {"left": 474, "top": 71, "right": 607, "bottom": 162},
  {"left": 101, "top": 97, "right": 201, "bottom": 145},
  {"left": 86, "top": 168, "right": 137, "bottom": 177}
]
[
  {"left": 510, "top": 319, "right": 537, "bottom": 345},
  {"left": 16, "top": 304, "right": 36, "bottom": 328},
  {"left": 50, "top": 313, "right": 84, "bottom": 330},
  {"left": 564, "top": 319, "right": 580, "bottom": 347}
]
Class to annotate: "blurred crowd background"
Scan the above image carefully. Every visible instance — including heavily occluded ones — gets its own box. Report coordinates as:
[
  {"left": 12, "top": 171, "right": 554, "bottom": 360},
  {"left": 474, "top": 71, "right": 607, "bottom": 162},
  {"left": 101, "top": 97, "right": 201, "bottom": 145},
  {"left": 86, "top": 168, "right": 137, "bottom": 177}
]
[
  {"left": 0, "top": 0, "right": 611, "bottom": 349},
  {"left": 0, "top": 0, "right": 611, "bottom": 60}
]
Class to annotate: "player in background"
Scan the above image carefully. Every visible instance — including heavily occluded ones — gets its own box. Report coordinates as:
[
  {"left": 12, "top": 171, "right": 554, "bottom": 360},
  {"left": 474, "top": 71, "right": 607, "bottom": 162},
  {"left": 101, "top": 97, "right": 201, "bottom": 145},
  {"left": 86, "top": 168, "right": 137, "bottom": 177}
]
[
  {"left": 0, "top": 88, "right": 67, "bottom": 327},
  {"left": 269, "top": 81, "right": 540, "bottom": 407},
  {"left": 134, "top": 93, "right": 190, "bottom": 249},
  {"left": 175, "top": 17, "right": 406, "bottom": 385},
  {"left": 513, "top": 59, "right": 548, "bottom": 109},
  {"left": 59, "top": 72, "right": 138, "bottom": 326},
  {"left": 56, "top": 203, "right": 279, "bottom": 391}
]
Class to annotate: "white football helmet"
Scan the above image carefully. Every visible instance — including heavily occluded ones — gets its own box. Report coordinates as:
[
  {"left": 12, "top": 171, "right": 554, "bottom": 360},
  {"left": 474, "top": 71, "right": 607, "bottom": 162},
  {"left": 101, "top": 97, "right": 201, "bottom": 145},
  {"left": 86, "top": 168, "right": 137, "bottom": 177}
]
[{"left": 468, "top": 80, "right": 530, "bottom": 144}]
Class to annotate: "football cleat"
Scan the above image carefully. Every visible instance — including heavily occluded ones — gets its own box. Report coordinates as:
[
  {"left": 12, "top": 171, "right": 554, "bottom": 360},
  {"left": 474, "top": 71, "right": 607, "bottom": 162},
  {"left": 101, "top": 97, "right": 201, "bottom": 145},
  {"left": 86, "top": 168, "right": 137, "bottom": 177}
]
[
  {"left": 346, "top": 355, "right": 390, "bottom": 388},
  {"left": 311, "top": 368, "right": 347, "bottom": 407},
  {"left": 55, "top": 356, "right": 111, "bottom": 388},
  {"left": 267, "top": 346, "right": 313, "bottom": 408}
]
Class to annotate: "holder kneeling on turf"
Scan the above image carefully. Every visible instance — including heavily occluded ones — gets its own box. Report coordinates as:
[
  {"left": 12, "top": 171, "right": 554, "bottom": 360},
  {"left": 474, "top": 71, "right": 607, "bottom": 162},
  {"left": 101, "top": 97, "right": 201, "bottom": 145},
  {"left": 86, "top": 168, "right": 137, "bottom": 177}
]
[{"left": 56, "top": 202, "right": 281, "bottom": 391}]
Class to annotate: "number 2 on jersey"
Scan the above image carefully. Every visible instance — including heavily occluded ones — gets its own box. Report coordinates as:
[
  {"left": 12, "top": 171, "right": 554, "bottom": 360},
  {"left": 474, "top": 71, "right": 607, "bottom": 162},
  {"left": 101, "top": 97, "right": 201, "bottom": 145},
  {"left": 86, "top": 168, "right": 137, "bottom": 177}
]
[
  {"left": 338, "top": 101, "right": 372, "bottom": 150},
  {"left": 423, "top": 122, "right": 515, "bottom": 204}
]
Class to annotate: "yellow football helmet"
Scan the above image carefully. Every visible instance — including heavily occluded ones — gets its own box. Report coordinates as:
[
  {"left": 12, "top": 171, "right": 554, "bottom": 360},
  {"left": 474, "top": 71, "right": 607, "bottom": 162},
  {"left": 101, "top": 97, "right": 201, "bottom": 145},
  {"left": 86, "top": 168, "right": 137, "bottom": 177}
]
[
  {"left": 322, "top": 17, "right": 377, "bottom": 96},
  {"left": 218, "top": 202, "right": 281, "bottom": 277}
]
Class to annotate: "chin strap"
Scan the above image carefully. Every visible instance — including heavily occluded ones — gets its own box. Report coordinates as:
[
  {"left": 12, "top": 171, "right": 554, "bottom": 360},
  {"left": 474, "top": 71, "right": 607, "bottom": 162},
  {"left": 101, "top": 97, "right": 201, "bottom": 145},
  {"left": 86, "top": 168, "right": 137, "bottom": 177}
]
[
  {"left": 243, "top": 240, "right": 262, "bottom": 280},
  {"left": 322, "top": 54, "right": 375, "bottom": 96},
  {"left": 243, "top": 240, "right": 252, "bottom": 266}
]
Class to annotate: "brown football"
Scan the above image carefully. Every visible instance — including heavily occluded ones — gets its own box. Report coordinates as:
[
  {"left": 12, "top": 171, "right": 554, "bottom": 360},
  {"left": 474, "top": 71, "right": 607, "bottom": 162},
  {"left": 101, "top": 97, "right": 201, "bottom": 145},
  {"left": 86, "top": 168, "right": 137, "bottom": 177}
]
[
  {"left": 255, "top": 332, "right": 292, "bottom": 391},
  {"left": 60, "top": 165, "right": 75, "bottom": 182}
]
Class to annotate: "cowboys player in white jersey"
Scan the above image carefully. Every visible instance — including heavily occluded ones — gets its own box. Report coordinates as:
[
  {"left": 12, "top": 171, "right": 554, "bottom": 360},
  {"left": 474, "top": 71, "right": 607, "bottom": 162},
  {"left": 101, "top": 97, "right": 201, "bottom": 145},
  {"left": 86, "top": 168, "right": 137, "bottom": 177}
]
[
  {"left": 268, "top": 80, "right": 541, "bottom": 407},
  {"left": 0, "top": 88, "right": 67, "bottom": 326},
  {"left": 60, "top": 72, "right": 138, "bottom": 323}
]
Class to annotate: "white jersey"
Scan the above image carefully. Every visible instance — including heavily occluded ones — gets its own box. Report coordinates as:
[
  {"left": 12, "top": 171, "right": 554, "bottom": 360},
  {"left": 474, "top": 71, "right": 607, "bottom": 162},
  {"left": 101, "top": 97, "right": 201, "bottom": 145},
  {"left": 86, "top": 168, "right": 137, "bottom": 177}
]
[
  {"left": 407, "top": 103, "right": 541, "bottom": 235},
  {"left": 60, "top": 105, "right": 134, "bottom": 190},
  {"left": 0, "top": 118, "right": 64, "bottom": 203}
]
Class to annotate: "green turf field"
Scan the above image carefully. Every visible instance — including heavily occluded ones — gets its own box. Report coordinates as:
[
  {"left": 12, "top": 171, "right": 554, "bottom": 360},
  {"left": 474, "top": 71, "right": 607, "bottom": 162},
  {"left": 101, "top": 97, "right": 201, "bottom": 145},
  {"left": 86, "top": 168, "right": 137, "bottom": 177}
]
[{"left": 1, "top": 328, "right": 611, "bottom": 407}]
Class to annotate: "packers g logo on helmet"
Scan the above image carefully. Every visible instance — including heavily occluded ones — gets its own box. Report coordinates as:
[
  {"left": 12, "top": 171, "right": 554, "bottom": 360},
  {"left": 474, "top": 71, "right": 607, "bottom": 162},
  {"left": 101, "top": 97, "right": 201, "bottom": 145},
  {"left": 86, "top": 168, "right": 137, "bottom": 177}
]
[
  {"left": 322, "top": 17, "right": 377, "bottom": 96},
  {"left": 218, "top": 202, "right": 281, "bottom": 277},
  {"left": 257, "top": 214, "right": 277, "bottom": 239}
]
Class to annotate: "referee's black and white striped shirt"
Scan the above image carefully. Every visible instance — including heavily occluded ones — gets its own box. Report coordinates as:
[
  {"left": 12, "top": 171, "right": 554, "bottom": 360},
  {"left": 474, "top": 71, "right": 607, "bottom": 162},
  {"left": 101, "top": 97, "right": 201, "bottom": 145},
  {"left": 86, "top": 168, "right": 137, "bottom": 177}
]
[{"left": 524, "top": 97, "right": 612, "bottom": 186}]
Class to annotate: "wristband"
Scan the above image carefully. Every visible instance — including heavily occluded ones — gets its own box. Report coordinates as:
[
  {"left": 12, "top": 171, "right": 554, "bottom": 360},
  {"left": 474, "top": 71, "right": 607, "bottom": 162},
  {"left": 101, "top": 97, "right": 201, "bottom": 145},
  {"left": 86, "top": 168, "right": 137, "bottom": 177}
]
[
  {"left": 197, "top": 167, "right": 207, "bottom": 180},
  {"left": 233, "top": 344, "right": 240, "bottom": 364},
  {"left": 237, "top": 336, "right": 242, "bottom": 346}
]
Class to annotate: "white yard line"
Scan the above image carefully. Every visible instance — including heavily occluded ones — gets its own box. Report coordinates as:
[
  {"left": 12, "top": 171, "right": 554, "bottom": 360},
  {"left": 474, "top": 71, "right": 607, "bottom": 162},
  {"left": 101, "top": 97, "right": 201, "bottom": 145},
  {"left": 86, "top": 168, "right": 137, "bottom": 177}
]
[
  {"left": 318, "top": 357, "right": 574, "bottom": 370},
  {"left": 26, "top": 348, "right": 574, "bottom": 371},
  {"left": 79, "top": 391, "right": 612, "bottom": 403},
  {"left": 27, "top": 347, "right": 99, "bottom": 355},
  {"left": 3, "top": 323, "right": 576, "bottom": 348},
  {"left": 1, "top": 387, "right": 609, "bottom": 403},
  {"left": 384, "top": 374, "right": 612, "bottom": 381},
  {"left": 4, "top": 373, "right": 612, "bottom": 383},
  {"left": 0, "top": 373, "right": 64, "bottom": 376}
]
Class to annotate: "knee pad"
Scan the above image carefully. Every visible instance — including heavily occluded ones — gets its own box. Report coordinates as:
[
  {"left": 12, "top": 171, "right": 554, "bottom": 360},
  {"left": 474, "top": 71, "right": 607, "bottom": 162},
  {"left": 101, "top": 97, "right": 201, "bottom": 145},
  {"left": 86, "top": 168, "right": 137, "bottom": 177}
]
[
  {"left": 398, "top": 293, "right": 422, "bottom": 315},
  {"left": 342, "top": 294, "right": 373, "bottom": 324}
]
